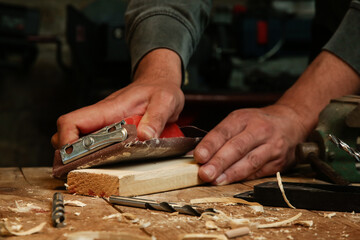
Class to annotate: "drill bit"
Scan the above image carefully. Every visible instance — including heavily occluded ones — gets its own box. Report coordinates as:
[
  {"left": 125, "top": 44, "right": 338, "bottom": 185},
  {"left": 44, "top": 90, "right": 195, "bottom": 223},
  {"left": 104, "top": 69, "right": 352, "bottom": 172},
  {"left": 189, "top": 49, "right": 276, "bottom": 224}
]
[
  {"left": 328, "top": 134, "right": 360, "bottom": 162},
  {"left": 52, "top": 192, "right": 65, "bottom": 227}
]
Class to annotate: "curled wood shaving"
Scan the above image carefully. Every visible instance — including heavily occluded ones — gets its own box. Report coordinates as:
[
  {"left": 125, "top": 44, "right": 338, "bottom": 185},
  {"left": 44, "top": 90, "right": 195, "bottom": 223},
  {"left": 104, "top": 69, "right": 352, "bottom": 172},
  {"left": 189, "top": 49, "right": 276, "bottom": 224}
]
[
  {"left": 64, "top": 200, "right": 87, "bottom": 207},
  {"left": 257, "top": 213, "right": 302, "bottom": 229},
  {"left": 179, "top": 233, "right": 227, "bottom": 240},
  {"left": 276, "top": 172, "right": 296, "bottom": 209},
  {"left": 190, "top": 197, "right": 261, "bottom": 206},
  {"left": 1, "top": 220, "right": 46, "bottom": 236}
]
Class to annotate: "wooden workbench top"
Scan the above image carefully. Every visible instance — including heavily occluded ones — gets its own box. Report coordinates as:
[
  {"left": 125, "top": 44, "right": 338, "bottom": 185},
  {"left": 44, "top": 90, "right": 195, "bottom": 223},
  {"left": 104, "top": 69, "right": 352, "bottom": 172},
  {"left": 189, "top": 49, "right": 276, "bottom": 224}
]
[{"left": 1, "top": 167, "right": 359, "bottom": 240}]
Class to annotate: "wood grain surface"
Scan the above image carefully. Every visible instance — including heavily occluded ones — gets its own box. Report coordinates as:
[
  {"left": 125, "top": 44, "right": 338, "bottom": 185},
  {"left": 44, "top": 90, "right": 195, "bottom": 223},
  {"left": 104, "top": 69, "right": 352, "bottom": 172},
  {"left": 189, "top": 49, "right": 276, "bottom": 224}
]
[{"left": 1, "top": 167, "right": 360, "bottom": 240}]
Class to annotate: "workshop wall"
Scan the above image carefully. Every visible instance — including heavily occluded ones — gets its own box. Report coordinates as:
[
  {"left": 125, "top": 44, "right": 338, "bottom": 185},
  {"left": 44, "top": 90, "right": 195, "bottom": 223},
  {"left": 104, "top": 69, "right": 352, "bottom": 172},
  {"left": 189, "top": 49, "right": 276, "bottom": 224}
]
[{"left": 0, "top": 0, "right": 314, "bottom": 167}]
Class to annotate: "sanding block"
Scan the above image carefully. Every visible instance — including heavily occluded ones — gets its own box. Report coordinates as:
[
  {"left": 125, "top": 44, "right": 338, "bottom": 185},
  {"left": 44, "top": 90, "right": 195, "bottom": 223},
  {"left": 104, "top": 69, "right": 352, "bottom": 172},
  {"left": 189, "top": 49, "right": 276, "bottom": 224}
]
[{"left": 52, "top": 115, "right": 206, "bottom": 179}]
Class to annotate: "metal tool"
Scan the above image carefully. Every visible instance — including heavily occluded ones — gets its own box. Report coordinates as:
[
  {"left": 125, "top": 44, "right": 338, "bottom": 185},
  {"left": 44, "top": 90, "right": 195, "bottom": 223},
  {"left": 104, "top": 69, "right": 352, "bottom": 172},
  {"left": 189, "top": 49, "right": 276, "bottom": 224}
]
[
  {"left": 52, "top": 192, "right": 65, "bottom": 227},
  {"left": 109, "top": 196, "right": 214, "bottom": 216},
  {"left": 60, "top": 120, "right": 127, "bottom": 164},
  {"left": 235, "top": 181, "right": 360, "bottom": 212},
  {"left": 296, "top": 95, "right": 360, "bottom": 183},
  {"left": 328, "top": 134, "right": 360, "bottom": 162}
]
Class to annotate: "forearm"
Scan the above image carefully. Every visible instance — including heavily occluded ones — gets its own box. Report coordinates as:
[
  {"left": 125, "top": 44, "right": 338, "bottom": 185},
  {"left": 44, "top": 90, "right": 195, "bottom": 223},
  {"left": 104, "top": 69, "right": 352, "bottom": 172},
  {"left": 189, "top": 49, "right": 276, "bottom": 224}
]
[
  {"left": 133, "top": 48, "right": 182, "bottom": 87},
  {"left": 277, "top": 51, "right": 360, "bottom": 136}
]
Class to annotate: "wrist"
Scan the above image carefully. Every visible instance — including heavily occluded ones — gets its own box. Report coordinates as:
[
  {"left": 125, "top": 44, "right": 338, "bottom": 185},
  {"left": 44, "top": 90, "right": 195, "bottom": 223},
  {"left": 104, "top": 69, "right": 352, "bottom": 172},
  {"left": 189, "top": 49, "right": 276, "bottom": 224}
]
[{"left": 133, "top": 48, "right": 182, "bottom": 87}]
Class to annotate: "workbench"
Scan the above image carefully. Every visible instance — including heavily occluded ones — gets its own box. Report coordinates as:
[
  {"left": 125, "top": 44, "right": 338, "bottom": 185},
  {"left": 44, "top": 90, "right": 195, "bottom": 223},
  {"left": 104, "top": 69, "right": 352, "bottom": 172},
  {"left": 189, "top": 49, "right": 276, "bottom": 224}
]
[{"left": 1, "top": 167, "right": 359, "bottom": 240}]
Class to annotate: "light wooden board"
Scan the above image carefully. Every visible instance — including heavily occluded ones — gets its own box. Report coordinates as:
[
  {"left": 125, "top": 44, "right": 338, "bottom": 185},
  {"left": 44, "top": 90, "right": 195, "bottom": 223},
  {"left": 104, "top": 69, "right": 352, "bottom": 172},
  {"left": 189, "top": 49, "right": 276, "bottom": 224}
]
[{"left": 67, "top": 157, "right": 203, "bottom": 197}]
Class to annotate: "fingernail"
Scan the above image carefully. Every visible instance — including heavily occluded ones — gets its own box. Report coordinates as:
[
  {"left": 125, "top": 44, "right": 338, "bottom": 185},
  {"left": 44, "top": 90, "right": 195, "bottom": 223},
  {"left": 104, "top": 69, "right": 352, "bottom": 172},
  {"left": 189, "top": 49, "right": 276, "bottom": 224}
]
[
  {"left": 141, "top": 126, "right": 156, "bottom": 139},
  {"left": 214, "top": 173, "right": 227, "bottom": 186},
  {"left": 202, "top": 165, "right": 216, "bottom": 180},
  {"left": 197, "top": 147, "right": 209, "bottom": 161}
]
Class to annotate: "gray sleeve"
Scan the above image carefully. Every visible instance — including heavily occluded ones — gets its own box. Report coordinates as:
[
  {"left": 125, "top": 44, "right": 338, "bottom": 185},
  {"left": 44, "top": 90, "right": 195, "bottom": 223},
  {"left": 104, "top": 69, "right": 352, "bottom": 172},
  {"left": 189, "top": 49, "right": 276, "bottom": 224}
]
[
  {"left": 125, "top": 0, "right": 212, "bottom": 77},
  {"left": 323, "top": 0, "right": 360, "bottom": 75}
]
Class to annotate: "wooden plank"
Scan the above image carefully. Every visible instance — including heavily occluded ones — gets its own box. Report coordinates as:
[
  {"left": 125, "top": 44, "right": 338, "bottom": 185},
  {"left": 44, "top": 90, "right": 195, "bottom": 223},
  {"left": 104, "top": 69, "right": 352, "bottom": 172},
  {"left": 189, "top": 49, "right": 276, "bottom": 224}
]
[{"left": 67, "top": 157, "right": 202, "bottom": 197}]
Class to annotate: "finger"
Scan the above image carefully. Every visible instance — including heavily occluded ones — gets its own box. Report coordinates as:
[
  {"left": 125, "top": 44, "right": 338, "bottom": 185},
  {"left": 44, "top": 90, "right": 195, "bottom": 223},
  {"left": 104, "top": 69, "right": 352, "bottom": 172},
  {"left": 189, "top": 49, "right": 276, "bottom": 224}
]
[
  {"left": 137, "top": 92, "right": 182, "bottom": 140},
  {"left": 51, "top": 133, "right": 60, "bottom": 149},
  {"left": 194, "top": 111, "right": 252, "bottom": 164},
  {"left": 197, "top": 124, "right": 271, "bottom": 182},
  {"left": 245, "top": 158, "right": 286, "bottom": 180},
  {"left": 212, "top": 143, "right": 282, "bottom": 185}
]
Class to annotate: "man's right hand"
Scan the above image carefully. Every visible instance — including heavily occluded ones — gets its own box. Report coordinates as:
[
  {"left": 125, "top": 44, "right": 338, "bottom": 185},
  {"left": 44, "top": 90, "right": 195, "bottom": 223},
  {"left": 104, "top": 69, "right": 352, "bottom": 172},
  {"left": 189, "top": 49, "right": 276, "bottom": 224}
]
[{"left": 51, "top": 49, "right": 184, "bottom": 149}]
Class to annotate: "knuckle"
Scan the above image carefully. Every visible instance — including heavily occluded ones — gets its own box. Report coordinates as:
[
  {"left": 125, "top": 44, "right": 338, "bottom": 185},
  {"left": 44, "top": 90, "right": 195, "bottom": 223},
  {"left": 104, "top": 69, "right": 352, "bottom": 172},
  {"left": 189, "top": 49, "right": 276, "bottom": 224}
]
[
  {"left": 56, "top": 115, "right": 69, "bottom": 127},
  {"left": 247, "top": 153, "right": 263, "bottom": 171}
]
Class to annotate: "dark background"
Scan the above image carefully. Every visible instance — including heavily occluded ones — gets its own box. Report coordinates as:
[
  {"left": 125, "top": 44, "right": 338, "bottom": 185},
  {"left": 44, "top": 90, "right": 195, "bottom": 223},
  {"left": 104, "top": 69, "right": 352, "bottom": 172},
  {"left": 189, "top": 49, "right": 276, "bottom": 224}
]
[{"left": 0, "top": 0, "right": 315, "bottom": 167}]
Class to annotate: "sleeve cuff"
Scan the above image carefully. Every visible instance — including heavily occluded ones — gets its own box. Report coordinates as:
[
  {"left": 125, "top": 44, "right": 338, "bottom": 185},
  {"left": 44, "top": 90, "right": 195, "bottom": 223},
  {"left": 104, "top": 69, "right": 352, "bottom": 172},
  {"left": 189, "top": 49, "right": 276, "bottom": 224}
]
[
  {"left": 323, "top": 1, "right": 360, "bottom": 75},
  {"left": 127, "top": 14, "right": 194, "bottom": 78}
]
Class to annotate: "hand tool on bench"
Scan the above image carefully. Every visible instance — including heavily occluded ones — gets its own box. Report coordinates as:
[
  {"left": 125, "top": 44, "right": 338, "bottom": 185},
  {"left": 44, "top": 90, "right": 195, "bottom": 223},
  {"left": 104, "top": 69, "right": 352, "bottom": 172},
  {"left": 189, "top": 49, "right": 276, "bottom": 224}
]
[
  {"left": 53, "top": 115, "right": 207, "bottom": 179},
  {"left": 296, "top": 95, "right": 360, "bottom": 184},
  {"left": 109, "top": 196, "right": 215, "bottom": 216},
  {"left": 234, "top": 181, "right": 360, "bottom": 212}
]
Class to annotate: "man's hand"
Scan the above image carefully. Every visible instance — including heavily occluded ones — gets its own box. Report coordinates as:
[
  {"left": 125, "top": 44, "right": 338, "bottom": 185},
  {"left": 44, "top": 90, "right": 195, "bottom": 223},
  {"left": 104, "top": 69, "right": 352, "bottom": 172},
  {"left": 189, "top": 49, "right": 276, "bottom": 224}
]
[
  {"left": 51, "top": 49, "right": 183, "bottom": 149},
  {"left": 194, "top": 104, "right": 307, "bottom": 185},
  {"left": 194, "top": 51, "right": 360, "bottom": 185}
]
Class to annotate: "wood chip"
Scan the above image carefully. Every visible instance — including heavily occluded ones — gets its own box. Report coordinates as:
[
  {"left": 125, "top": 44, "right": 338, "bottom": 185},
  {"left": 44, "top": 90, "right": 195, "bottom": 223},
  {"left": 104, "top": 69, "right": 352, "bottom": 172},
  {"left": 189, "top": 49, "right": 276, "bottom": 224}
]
[
  {"left": 295, "top": 220, "right": 313, "bottom": 227},
  {"left": 179, "top": 233, "right": 227, "bottom": 240},
  {"left": 64, "top": 200, "right": 87, "bottom": 207},
  {"left": 8, "top": 201, "right": 43, "bottom": 213},
  {"left": 257, "top": 213, "right": 302, "bottom": 229},
  {"left": 190, "top": 197, "right": 261, "bottom": 206},
  {"left": 205, "top": 221, "right": 219, "bottom": 230},
  {"left": 65, "top": 231, "right": 151, "bottom": 240},
  {"left": 225, "top": 226, "right": 250, "bottom": 238},
  {"left": 276, "top": 172, "right": 296, "bottom": 209},
  {"left": 323, "top": 212, "right": 336, "bottom": 219}
]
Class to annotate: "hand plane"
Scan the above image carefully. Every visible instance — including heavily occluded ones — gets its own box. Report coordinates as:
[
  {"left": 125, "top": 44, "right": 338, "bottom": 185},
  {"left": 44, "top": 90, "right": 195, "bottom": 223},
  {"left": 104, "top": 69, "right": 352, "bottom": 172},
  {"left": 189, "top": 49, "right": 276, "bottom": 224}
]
[
  {"left": 296, "top": 95, "right": 360, "bottom": 183},
  {"left": 52, "top": 115, "right": 206, "bottom": 179}
]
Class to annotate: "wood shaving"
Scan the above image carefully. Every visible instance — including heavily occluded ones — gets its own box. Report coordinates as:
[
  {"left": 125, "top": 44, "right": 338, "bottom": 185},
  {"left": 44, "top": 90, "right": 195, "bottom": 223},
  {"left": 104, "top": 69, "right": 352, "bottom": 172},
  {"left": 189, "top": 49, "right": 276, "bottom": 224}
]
[
  {"left": 123, "top": 213, "right": 137, "bottom": 220},
  {"left": 276, "top": 172, "right": 296, "bottom": 209},
  {"left": 205, "top": 221, "right": 219, "bottom": 230},
  {"left": 140, "top": 222, "right": 151, "bottom": 229},
  {"left": 64, "top": 200, "right": 87, "bottom": 207},
  {"left": 179, "top": 233, "right": 227, "bottom": 240},
  {"left": 248, "top": 205, "right": 264, "bottom": 213},
  {"left": 1, "top": 220, "right": 46, "bottom": 236},
  {"left": 190, "top": 197, "right": 261, "bottom": 206},
  {"left": 295, "top": 220, "right": 313, "bottom": 227},
  {"left": 323, "top": 212, "right": 336, "bottom": 219},
  {"left": 8, "top": 201, "right": 43, "bottom": 213},
  {"left": 74, "top": 212, "right": 81, "bottom": 216},
  {"left": 102, "top": 213, "right": 122, "bottom": 221},
  {"left": 257, "top": 213, "right": 302, "bottom": 229},
  {"left": 225, "top": 226, "right": 250, "bottom": 238},
  {"left": 64, "top": 231, "right": 151, "bottom": 240}
]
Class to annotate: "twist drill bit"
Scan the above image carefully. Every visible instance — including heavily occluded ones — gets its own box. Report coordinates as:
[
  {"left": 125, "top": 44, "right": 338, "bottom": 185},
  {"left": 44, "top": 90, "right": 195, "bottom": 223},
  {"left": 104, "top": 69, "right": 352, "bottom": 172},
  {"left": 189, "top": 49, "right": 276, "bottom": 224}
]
[
  {"left": 328, "top": 134, "right": 360, "bottom": 162},
  {"left": 52, "top": 192, "right": 65, "bottom": 227}
]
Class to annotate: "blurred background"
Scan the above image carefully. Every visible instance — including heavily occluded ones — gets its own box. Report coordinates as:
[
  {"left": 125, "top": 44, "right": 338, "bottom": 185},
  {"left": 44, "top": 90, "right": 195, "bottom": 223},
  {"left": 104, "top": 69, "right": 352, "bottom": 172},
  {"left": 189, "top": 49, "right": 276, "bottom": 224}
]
[{"left": 0, "top": 0, "right": 315, "bottom": 167}]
